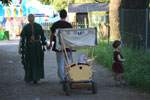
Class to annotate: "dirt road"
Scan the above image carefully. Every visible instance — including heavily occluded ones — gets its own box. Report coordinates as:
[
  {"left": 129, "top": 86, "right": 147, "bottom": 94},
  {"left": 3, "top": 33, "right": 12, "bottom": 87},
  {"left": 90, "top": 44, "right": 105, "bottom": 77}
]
[{"left": 0, "top": 40, "right": 150, "bottom": 100}]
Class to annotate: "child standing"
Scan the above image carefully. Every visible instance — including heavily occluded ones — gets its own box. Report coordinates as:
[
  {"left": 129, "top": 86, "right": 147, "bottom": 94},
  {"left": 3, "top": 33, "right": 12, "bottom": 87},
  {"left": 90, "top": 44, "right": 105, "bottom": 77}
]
[{"left": 112, "top": 40, "right": 126, "bottom": 87}]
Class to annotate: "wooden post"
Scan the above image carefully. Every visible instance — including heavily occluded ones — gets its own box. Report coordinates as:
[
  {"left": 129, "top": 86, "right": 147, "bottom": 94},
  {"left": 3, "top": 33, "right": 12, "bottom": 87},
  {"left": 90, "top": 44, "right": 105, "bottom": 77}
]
[
  {"left": 90, "top": 47, "right": 95, "bottom": 66},
  {"left": 84, "top": 18, "right": 87, "bottom": 28},
  {"left": 60, "top": 34, "right": 71, "bottom": 67}
]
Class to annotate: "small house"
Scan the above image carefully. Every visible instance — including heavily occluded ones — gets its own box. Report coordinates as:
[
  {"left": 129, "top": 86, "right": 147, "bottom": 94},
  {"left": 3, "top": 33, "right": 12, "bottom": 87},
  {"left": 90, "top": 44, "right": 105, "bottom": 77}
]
[{"left": 68, "top": 3, "right": 109, "bottom": 23}]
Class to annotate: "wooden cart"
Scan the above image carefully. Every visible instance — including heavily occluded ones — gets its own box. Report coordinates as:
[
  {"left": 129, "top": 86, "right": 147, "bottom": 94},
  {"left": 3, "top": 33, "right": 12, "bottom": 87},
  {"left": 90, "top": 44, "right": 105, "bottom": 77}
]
[{"left": 55, "top": 28, "right": 98, "bottom": 96}]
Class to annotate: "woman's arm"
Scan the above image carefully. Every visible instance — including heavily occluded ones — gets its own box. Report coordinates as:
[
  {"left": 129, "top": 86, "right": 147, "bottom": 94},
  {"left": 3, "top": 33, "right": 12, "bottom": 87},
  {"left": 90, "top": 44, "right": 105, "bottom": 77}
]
[
  {"left": 18, "top": 26, "right": 26, "bottom": 54},
  {"left": 18, "top": 37, "right": 22, "bottom": 54},
  {"left": 40, "top": 26, "right": 46, "bottom": 44}
]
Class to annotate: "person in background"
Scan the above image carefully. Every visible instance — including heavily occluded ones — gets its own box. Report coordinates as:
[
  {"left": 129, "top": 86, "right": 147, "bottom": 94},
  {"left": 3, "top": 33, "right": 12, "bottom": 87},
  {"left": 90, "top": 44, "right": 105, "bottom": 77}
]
[
  {"left": 18, "top": 14, "right": 47, "bottom": 84},
  {"left": 47, "top": 9, "right": 73, "bottom": 83},
  {"left": 112, "top": 40, "right": 126, "bottom": 87}
]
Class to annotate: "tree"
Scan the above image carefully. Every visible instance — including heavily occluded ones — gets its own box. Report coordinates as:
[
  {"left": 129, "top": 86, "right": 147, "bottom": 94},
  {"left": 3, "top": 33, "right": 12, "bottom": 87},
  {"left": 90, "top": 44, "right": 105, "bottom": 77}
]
[
  {"left": 0, "top": 0, "right": 12, "bottom": 6},
  {"left": 38, "top": 0, "right": 110, "bottom": 11},
  {"left": 38, "top": 0, "right": 52, "bottom": 5},
  {"left": 122, "top": 0, "right": 147, "bottom": 9},
  {"left": 74, "top": 0, "right": 94, "bottom": 3},
  {"left": 109, "top": 0, "right": 122, "bottom": 41},
  {"left": 109, "top": 0, "right": 148, "bottom": 48},
  {"left": 94, "top": 0, "right": 110, "bottom": 3},
  {"left": 53, "top": 0, "right": 96, "bottom": 11},
  {"left": 53, "top": 0, "right": 68, "bottom": 11}
]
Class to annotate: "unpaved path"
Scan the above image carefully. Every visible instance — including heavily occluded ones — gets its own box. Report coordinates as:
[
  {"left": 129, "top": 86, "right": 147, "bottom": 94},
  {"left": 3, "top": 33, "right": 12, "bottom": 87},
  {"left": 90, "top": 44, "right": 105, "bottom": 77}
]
[{"left": 0, "top": 39, "right": 150, "bottom": 100}]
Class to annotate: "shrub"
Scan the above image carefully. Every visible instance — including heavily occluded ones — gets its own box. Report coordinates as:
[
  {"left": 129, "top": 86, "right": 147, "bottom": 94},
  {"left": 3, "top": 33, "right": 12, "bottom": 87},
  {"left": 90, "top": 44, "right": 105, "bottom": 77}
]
[{"left": 90, "top": 41, "right": 150, "bottom": 92}]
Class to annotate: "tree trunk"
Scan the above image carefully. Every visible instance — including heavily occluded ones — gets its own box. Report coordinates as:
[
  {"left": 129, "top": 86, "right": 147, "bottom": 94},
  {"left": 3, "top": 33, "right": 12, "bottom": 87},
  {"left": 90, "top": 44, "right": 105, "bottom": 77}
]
[{"left": 109, "top": 0, "right": 122, "bottom": 41}]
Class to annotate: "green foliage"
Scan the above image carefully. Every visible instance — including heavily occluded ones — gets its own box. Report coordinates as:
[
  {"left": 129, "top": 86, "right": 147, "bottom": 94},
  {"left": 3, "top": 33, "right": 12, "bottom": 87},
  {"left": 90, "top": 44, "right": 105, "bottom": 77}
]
[
  {"left": 53, "top": 0, "right": 95, "bottom": 11},
  {"left": 38, "top": 0, "right": 54, "bottom": 5},
  {"left": 53, "top": 0, "right": 68, "bottom": 11},
  {"left": 73, "top": 0, "right": 110, "bottom": 3},
  {"left": 95, "top": 0, "right": 110, "bottom": 3},
  {"left": 38, "top": 0, "right": 110, "bottom": 11},
  {"left": 74, "top": 0, "right": 94, "bottom": 3},
  {"left": 122, "top": 0, "right": 147, "bottom": 9},
  {"left": 90, "top": 41, "right": 150, "bottom": 92}
]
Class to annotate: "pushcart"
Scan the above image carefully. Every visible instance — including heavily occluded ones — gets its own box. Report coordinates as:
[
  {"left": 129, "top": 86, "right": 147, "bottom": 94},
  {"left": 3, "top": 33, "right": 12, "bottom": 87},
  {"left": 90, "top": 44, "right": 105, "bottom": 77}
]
[{"left": 55, "top": 28, "right": 98, "bottom": 96}]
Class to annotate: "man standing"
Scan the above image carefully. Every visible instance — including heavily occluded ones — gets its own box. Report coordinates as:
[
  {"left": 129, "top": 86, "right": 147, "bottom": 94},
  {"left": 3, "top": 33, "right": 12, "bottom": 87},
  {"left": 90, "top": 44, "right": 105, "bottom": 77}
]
[{"left": 47, "top": 9, "right": 73, "bottom": 82}]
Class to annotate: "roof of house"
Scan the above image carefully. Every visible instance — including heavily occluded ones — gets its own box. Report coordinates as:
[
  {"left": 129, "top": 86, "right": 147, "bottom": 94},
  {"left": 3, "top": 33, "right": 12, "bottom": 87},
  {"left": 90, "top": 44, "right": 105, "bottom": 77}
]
[{"left": 68, "top": 3, "right": 109, "bottom": 13}]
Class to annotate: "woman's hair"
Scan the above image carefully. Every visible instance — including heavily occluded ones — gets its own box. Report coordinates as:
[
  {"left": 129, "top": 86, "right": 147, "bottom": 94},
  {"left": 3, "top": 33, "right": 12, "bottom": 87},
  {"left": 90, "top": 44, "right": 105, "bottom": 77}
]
[
  {"left": 59, "top": 9, "right": 67, "bottom": 18},
  {"left": 28, "top": 14, "right": 35, "bottom": 23},
  {"left": 28, "top": 14, "right": 35, "bottom": 40},
  {"left": 112, "top": 40, "right": 121, "bottom": 48}
]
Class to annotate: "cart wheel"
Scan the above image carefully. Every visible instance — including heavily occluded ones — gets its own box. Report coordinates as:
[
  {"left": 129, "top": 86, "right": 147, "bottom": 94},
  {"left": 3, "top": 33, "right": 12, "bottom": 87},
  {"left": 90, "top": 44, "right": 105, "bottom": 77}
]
[
  {"left": 65, "top": 82, "right": 71, "bottom": 96},
  {"left": 92, "top": 82, "right": 97, "bottom": 94}
]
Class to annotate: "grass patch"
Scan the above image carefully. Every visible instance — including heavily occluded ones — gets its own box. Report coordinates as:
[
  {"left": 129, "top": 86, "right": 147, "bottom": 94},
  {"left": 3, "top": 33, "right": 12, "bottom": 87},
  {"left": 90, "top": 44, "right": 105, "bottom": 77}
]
[{"left": 90, "top": 41, "right": 150, "bottom": 92}]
